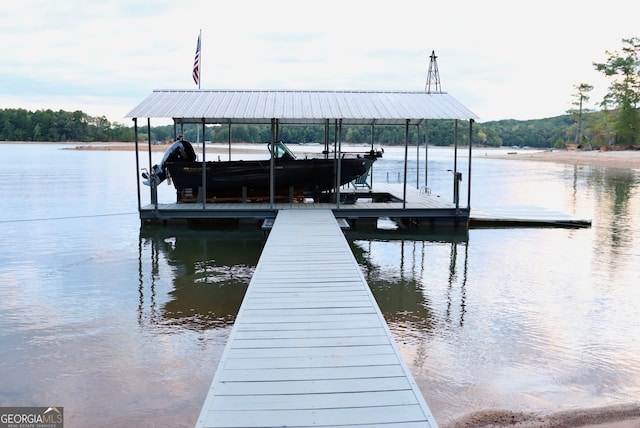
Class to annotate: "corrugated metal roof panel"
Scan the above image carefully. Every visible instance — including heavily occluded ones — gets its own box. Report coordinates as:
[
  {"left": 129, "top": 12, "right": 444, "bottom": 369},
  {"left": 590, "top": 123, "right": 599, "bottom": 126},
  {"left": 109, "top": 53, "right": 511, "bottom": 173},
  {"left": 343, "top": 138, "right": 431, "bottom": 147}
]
[{"left": 125, "top": 90, "right": 479, "bottom": 125}]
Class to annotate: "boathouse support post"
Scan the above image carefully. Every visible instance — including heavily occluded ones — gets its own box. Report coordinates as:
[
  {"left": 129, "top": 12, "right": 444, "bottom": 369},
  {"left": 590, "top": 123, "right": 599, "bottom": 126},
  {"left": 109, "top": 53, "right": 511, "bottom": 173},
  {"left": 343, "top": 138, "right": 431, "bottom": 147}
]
[
  {"left": 402, "top": 119, "right": 410, "bottom": 209},
  {"left": 331, "top": 119, "right": 338, "bottom": 198},
  {"left": 416, "top": 123, "right": 421, "bottom": 189},
  {"left": 453, "top": 119, "right": 459, "bottom": 213},
  {"left": 425, "top": 120, "right": 429, "bottom": 191},
  {"left": 467, "top": 119, "right": 474, "bottom": 209},
  {"left": 201, "top": 118, "right": 207, "bottom": 209},
  {"left": 370, "top": 122, "right": 375, "bottom": 187},
  {"left": 147, "top": 118, "right": 157, "bottom": 210},
  {"left": 336, "top": 119, "right": 343, "bottom": 209},
  {"left": 133, "top": 118, "right": 141, "bottom": 212},
  {"left": 228, "top": 123, "right": 232, "bottom": 161},
  {"left": 269, "top": 118, "right": 276, "bottom": 207},
  {"left": 323, "top": 120, "right": 330, "bottom": 160}
]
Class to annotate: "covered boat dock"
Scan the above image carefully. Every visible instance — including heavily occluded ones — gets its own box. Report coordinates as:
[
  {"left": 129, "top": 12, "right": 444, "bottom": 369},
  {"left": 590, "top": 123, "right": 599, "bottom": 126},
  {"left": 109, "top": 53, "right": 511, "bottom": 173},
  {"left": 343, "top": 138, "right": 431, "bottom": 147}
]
[{"left": 126, "top": 89, "right": 479, "bottom": 228}]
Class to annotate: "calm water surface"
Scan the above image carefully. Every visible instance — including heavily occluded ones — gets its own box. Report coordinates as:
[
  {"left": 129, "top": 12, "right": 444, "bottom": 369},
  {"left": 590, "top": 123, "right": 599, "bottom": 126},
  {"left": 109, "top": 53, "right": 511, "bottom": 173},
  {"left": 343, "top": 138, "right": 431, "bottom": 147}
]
[{"left": 0, "top": 143, "right": 639, "bottom": 427}]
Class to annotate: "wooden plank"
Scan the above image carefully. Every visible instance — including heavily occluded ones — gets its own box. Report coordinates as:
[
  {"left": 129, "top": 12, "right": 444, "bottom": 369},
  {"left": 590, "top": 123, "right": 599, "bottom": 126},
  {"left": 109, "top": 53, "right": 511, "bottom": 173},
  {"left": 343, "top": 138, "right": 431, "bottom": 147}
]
[
  {"left": 236, "top": 313, "right": 381, "bottom": 324},
  {"left": 196, "top": 209, "right": 438, "bottom": 428},
  {"left": 229, "top": 335, "right": 391, "bottom": 349},
  {"left": 212, "top": 376, "right": 412, "bottom": 396},
  {"left": 226, "top": 344, "right": 396, "bottom": 359},
  {"left": 209, "top": 390, "right": 419, "bottom": 410},
  {"left": 219, "top": 364, "right": 405, "bottom": 382},
  {"left": 235, "top": 319, "right": 381, "bottom": 331},
  {"left": 241, "top": 307, "right": 378, "bottom": 317},
  {"left": 223, "top": 353, "right": 400, "bottom": 370},
  {"left": 242, "top": 300, "right": 374, "bottom": 310},
  {"left": 203, "top": 405, "right": 428, "bottom": 427},
  {"left": 233, "top": 327, "right": 387, "bottom": 339}
]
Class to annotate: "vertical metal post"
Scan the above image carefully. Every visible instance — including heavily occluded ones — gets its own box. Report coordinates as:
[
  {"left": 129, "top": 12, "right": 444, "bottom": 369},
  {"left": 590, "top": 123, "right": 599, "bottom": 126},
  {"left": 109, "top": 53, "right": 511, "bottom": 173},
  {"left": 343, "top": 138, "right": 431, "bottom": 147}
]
[
  {"left": 336, "top": 119, "right": 343, "bottom": 209},
  {"left": 467, "top": 119, "right": 474, "bottom": 209},
  {"left": 453, "top": 119, "right": 458, "bottom": 203},
  {"left": 370, "top": 122, "right": 375, "bottom": 187},
  {"left": 269, "top": 118, "right": 276, "bottom": 208},
  {"left": 453, "top": 119, "right": 459, "bottom": 213},
  {"left": 402, "top": 119, "right": 410, "bottom": 209},
  {"left": 147, "top": 118, "right": 156, "bottom": 210},
  {"left": 324, "top": 120, "right": 329, "bottom": 160},
  {"left": 424, "top": 120, "right": 429, "bottom": 191},
  {"left": 201, "top": 118, "right": 207, "bottom": 209},
  {"left": 416, "top": 123, "right": 420, "bottom": 189},
  {"left": 133, "top": 118, "right": 141, "bottom": 213},
  {"left": 332, "top": 120, "right": 338, "bottom": 202},
  {"left": 228, "top": 123, "right": 232, "bottom": 161}
]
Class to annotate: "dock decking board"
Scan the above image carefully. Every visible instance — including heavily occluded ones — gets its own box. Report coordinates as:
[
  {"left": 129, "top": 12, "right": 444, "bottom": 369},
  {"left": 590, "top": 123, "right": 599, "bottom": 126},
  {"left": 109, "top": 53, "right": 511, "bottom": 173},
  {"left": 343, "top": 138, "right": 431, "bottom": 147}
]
[{"left": 195, "top": 209, "right": 438, "bottom": 428}]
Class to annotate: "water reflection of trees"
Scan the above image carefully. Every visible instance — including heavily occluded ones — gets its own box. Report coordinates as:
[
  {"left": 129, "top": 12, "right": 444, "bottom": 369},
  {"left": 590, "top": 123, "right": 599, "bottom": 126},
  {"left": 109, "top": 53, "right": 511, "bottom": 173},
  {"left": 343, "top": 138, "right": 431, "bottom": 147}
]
[
  {"left": 137, "top": 226, "right": 265, "bottom": 331},
  {"left": 350, "top": 230, "right": 469, "bottom": 344},
  {"left": 585, "top": 167, "right": 639, "bottom": 266}
]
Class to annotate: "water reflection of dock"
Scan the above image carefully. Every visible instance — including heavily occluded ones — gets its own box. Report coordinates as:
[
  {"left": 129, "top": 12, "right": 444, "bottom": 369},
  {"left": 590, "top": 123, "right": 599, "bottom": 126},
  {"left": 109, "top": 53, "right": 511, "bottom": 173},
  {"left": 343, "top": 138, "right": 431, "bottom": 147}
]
[
  {"left": 137, "top": 228, "right": 264, "bottom": 330},
  {"left": 195, "top": 209, "right": 438, "bottom": 428}
]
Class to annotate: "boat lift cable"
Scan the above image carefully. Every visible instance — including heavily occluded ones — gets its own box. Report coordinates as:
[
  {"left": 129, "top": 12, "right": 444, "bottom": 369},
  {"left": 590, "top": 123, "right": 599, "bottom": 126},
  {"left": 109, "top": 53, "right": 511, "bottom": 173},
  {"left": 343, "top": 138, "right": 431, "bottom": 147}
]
[{"left": 0, "top": 212, "right": 138, "bottom": 224}]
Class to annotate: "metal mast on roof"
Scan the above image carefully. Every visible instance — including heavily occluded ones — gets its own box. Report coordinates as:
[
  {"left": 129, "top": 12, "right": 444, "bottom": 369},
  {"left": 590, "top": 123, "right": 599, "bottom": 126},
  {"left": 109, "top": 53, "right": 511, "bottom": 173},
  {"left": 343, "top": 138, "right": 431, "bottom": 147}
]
[{"left": 425, "top": 50, "right": 441, "bottom": 93}]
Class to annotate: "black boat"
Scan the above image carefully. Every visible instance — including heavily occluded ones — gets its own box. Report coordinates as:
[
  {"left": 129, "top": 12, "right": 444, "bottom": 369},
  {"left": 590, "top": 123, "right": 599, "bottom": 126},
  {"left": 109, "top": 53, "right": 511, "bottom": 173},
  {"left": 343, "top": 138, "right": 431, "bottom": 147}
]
[{"left": 143, "top": 139, "right": 382, "bottom": 202}]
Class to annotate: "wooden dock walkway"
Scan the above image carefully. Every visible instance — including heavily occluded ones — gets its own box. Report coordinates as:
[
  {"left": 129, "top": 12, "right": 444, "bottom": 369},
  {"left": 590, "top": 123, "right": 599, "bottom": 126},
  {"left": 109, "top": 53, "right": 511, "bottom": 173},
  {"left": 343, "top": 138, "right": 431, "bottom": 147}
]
[{"left": 195, "top": 209, "right": 438, "bottom": 428}]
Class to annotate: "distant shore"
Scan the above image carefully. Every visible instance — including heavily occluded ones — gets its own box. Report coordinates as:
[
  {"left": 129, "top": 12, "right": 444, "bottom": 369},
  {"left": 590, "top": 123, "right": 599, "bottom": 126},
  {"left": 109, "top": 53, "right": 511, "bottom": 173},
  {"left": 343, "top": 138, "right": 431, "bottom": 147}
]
[
  {"left": 4, "top": 141, "right": 640, "bottom": 169},
  {"left": 478, "top": 147, "right": 640, "bottom": 169},
  {"left": 70, "top": 142, "right": 640, "bottom": 169}
]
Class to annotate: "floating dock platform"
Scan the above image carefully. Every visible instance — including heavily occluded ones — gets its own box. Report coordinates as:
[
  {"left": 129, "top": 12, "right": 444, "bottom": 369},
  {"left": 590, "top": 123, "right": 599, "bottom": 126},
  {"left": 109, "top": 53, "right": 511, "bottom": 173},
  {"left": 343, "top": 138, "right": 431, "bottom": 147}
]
[
  {"left": 140, "top": 183, "right": 590, "bottom": 230},
  {"left": 140, "top": 183, "right": 469, "bottom": 229},
  {"left": 195, "top": 209, "right": 439, "bottom": 428},
  {"left": 469, "top": 205, "right": 592, "bottom": 228}
]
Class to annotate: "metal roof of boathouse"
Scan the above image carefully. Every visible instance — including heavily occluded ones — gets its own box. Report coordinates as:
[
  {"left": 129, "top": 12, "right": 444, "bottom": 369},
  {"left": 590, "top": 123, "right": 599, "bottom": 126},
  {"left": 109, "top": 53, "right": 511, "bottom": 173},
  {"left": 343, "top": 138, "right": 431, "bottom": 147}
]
[{"left": 126, "top": 89, "right": 478, "bottom": 125}]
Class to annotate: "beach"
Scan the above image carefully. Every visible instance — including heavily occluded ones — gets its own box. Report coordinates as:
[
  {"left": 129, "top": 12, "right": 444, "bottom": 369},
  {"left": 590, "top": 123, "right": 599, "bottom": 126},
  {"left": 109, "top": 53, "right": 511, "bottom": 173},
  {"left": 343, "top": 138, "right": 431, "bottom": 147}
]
[
  {"left": 444, "top": 404, "right": 640, "bottom": 427},
  {"left": 65, "top": 142, "right": 640, "bottom": 170},
  {"left": 478, "top": 147, "right": 640, "bottom": 170}
]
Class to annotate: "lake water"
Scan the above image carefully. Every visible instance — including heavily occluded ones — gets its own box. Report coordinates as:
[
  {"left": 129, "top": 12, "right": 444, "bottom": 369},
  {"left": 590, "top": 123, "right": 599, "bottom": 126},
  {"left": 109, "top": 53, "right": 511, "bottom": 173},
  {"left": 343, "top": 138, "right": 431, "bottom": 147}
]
[{"left": 0, "top": 143, "right": 639, "bottom": 427}]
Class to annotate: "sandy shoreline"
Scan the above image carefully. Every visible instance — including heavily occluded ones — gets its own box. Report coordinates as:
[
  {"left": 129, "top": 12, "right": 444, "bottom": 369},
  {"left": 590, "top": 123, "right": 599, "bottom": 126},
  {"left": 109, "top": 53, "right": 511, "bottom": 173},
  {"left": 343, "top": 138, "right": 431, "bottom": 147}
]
[
  {"left": 4, "top": 141, "right": 640, "bottom": 169},
  {"left": 478, "top": 148, "right": 640, "bottom": 169},
  {"left": 443, "top": 404, "right": 640, "bottom": 427},
  {"left": 74, "top": 142, "right": 640, "bottom": 169}
]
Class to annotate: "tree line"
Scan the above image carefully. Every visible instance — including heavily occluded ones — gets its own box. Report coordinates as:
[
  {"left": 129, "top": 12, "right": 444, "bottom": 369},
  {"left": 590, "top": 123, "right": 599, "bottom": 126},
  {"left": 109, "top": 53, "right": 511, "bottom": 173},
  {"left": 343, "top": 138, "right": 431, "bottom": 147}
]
[
  {"left": 0, "top": 108, "right": 626, "bottom": 150},
  {"left": 0, "top": 108, "right": 133, "bottom": 142},
  {"left": 2, "top": 38, "right": 638, "bottom": 148}
]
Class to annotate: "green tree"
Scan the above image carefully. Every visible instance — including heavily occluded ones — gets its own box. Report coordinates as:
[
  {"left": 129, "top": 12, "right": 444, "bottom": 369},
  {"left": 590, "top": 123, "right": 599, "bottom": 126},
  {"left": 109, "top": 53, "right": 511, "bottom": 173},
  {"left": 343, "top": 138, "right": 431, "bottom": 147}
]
[
  {"left": 567, "top": 82, "right": 594, "bottom": 148},
  {"left": 593, "top": 37, "right": 640, "bottom": 145}
]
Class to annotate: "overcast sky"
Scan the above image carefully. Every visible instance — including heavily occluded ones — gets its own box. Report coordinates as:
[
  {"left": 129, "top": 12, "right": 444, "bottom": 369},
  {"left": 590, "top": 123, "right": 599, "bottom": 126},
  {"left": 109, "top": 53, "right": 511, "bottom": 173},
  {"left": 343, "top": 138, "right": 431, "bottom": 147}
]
[{"left": 1, "top": 0, "right": 638, "bottom": 124}]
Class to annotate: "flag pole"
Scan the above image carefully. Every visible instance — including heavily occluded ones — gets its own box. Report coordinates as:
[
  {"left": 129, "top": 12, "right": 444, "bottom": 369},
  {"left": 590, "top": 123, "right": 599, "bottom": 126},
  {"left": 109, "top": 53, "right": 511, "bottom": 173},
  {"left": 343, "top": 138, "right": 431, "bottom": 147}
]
[{"left": 193, "top": 30, "right": 202, "bottom": 144}]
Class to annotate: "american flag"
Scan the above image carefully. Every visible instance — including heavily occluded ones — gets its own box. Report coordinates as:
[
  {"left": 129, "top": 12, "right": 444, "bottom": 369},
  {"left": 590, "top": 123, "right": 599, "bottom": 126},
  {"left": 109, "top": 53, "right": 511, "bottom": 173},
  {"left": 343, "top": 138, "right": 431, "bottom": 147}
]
[{"left": 192, "top": 33, "right": 201, "bottom": 86}]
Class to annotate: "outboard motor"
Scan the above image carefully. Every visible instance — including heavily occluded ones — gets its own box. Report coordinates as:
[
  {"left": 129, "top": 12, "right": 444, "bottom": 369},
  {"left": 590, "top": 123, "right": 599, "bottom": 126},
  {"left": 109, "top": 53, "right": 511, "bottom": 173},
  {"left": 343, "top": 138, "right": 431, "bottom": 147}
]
[{"left": 142, "top": 139, "right": 197, "bottom": 186}]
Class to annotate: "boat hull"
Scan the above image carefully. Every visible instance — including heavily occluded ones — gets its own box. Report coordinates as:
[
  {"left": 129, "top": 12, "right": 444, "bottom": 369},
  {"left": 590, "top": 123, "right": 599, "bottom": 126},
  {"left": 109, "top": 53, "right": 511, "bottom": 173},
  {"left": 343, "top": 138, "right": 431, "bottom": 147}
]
[{"left": 166, "top": 157, "right": 375, "bottom": 202}]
